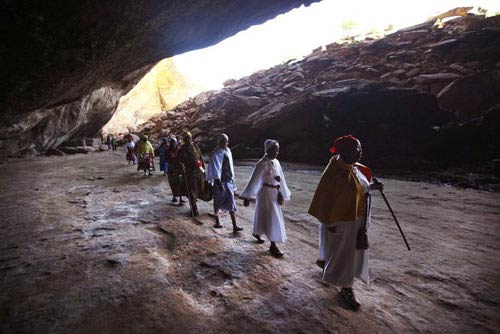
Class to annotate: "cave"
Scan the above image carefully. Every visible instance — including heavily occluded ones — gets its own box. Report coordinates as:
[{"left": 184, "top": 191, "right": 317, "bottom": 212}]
[
  {"left": 1, "top": 1, "right": 500, "bottom": 333},
  {"left": 1, "top": 0, "right": 319, "bottom": 156}
]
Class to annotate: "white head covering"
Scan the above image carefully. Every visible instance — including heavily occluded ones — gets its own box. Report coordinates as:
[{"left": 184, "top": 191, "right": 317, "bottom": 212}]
[
  {"left": 264, "top": 139, "right": 279, "bottom": 153},
  {"left": 217, "top": 133, "right": 229, "bottom": 145},
  {"left": 207, "top": 135, "right": 235, "bottom": 183}
]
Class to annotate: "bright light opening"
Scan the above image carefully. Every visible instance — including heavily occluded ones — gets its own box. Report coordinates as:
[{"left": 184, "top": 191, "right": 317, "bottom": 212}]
[
  {"left": 103, "top": 0, "right": 500, "bottom": 134},
  {"left": 172, "top": 0, "right": 500, "bottom": 91}
]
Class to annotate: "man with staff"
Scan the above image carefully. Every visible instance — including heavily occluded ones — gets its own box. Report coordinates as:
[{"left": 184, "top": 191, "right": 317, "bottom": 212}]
[{"left": 308, "top": 135, "right": 384, "bottom": 309}]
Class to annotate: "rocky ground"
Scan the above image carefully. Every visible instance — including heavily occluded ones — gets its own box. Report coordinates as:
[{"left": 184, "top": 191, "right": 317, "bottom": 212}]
[{"left": 1, "top": 150, "right": 499, "bottom": 333}]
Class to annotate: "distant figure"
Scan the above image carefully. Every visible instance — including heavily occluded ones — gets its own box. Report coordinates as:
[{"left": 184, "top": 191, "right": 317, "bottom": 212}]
[
  {"left": 111, "top": 137, "right": 118, "bottom": 151},
  {"left": 125, "top": 135, "right": 137, "bottom": 165},
  {"left": 106, "top": 135, "right": 112, "bottom": 150},
  {"left": 177, "top": 131, "right": 205, "bottom": 217},
  {"left": 136, "top": 135, "right": 155, "bottom": 176},
  {"left": 240, "top": 139, "right": 291, "bottom": 258},
  {"left": 158, "top": 138, "right": 168, "bottom": 175},
  {"left": 206, "top": 133, "right": 242, "bottom": 233},
  {"left": 308, "top": 135, "right": 383, "bottom": 310},
  {"left": 165, "top": 137, "right": 185, "bottom": 204}
]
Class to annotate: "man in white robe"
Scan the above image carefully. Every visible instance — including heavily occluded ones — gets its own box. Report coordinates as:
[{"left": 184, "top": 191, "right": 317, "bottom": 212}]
[{"left": 240, "top": 139, "right": 291, "bottom": 257}]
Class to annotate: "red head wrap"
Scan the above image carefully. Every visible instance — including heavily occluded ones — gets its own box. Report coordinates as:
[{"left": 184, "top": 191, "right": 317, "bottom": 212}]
[{"left": 329, "top": 135, "right": 360, "bottom": 154}]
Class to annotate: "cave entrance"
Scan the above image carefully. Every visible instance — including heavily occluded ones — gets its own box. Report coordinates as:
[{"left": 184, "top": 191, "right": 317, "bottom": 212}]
[{"left": 102, "top": 0, "right": 499, "bottom": 137}]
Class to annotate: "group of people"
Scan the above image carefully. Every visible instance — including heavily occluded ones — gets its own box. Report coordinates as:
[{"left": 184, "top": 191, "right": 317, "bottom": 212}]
[
  {"left": 117, "top": 131, "right": 384, "bottom": 309},
  {"left": 104, "top": 135, "right": 118, "bottom": 151}
]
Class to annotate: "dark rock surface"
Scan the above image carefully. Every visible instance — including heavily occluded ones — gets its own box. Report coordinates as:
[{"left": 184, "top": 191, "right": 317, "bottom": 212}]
[
  {"left": 140, "top": 13, "right": 500, "bottom": 169},
  {"left": 0, "top": 0, "right": 318, "bottom": 156}
]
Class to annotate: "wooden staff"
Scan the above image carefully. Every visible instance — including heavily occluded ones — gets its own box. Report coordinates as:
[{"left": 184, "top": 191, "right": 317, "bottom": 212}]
[
  {"left": 181, "top": 164, "right": 195, "bottom": 218},
  {"left": 373, "top": 178, "right": 411, "bottom": 251}
]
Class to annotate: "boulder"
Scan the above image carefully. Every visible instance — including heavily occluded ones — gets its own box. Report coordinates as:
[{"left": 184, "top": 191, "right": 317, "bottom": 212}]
[
  {"left": 401, "top": 30, "right": 429, "bottom": 41},
  {"left": 413, "top": 73, "right": 462, "bottom": 85},
  {"left": 466, "top": 14, "right": 500, "bottom": 31},
  {"left": 233, "top": 85, "right": 266, "bottom": 96},
  {"left": 406, "top": 68, "right": 422, "bottom": 77},
  {"left": 437, "top": 72, "right": 500, "bottom": 120},
  {"left": 59, "top": 146, "right": 91, "bottom": 154},
  {"left": 303, "top": 57, "right": 333, "bottom": 73}
]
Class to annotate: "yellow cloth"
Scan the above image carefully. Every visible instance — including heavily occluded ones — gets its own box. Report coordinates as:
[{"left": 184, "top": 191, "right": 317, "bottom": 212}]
[
  {"left": 137, "top": 141, "right": 155, "bottom": 157},
  {"left": 308, "top": 155, "right": 366, "bottom": 224}
]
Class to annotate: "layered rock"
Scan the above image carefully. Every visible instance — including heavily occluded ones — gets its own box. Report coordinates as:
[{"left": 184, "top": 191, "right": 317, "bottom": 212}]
[
  {"left": 140, "top": 12, "right": 500, "bottom": 167},
  {"left": 102, "top": 59, "right": 205, "bottom": 135},
  {"left": 2, "top": 85, "right": 124, "bottom": 156},
  {"left": 0, "top": 0, "right": 318, "bottom": 156}
]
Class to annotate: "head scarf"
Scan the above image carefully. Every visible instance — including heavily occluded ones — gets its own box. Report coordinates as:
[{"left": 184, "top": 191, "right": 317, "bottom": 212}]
[
  {"left": 264, "top": 139, "right": 279, "bottom": 153},
  {"left": 169, "top": 137, "right": 177, "bottom": 146},
  {"left": 330, "top": 135, "right": 359, "bottom": 155},
  {"left": 217, "top": 133, "right": 229, "bottom": 145},
  {"left": 181, "top": 130, "right": 192, "bottom": 139},
  {"left": 212, "top": 133, "right": 229, "bottom": 154}
]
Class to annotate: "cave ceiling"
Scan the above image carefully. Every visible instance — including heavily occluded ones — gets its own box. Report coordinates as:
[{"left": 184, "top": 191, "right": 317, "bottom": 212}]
[{"left": 1, "top": 0, "right": 318, "bottom": 122}]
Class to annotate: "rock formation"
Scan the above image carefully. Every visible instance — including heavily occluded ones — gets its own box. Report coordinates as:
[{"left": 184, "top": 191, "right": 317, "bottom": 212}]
[
  {"left": 102, "top": 59, "right": 205, "bottom": 135},
  {"left": 0, "top": 0, "right": 318, "bottom": 157},
  {"left": 139, "top": 12, "right": 500, "bottom": 168}
]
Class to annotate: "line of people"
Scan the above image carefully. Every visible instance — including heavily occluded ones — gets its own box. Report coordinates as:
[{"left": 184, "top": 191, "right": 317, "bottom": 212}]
[{"left": 121, "top": 131, "right": 384, "bottom": 309}]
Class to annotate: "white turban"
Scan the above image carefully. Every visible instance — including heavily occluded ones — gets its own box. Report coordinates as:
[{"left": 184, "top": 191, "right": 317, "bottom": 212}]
[
  {"left": 264, "top": 139, "right": 279, "bottom": 153},
  {"left": 217, "top": 133, "right": 229, "bottom": 144}
]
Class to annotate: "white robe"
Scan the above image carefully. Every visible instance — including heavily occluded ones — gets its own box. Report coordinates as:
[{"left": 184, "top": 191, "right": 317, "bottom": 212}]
[
  {"left": 125, "top": 141, "right": 135, "bottom": 150},
  {"left": 206, "top": 147, "right": 235, "bottom": 183},
  {"left": 318, "top": 166, "right": 371, "bottom": 287},
  {"left": 240, "top": 156, "right": 291, "bottom": 243}
]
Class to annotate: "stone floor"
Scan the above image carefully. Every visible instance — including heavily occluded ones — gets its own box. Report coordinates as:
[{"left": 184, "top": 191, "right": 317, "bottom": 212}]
[{"left": 1, "top": 151, "right": 499, "bottom": 333}]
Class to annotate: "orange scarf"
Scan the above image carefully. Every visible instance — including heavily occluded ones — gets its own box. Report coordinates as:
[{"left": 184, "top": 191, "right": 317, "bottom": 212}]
[{"left": 308, "top": 155, "right": 367, "bottom": 224}]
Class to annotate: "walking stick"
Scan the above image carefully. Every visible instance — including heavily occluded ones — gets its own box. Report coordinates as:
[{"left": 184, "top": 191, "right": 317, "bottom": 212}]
[
  {"left": 373, "top": 178, "right": 411, "bottom": 251},
  {"left": 181, "top": 164, "right": 195, "bottom": 218}
]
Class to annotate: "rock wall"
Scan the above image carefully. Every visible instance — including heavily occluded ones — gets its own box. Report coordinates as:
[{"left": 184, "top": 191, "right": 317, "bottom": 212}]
[
  {"left": 139, "top": 13, "right": 500, "bottom": 167},
  {"left": 1, "top": 85, "right": 125, "bottom": 156},
  {"left": 0, "top": 0, "right": 318, "bottom": 156},
  {"left": 102, "top": 59, "right": 205, "bottom": 135}
]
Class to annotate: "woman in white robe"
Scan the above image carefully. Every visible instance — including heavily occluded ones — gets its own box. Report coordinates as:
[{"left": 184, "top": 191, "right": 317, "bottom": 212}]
[
  {"left": 240, "top": 139, "right": 291, "bottom": 257},
  {"left": 206, "top": 133, "right": 242, "bottom": 232},
  {"left": 309, "top": 135, "right": 383, "bottom": 309},
  {"left": 320, "top": 164, "right": 371, "bottom": 287}
]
